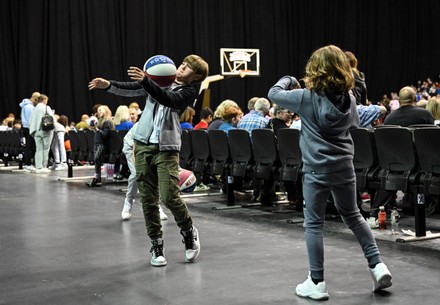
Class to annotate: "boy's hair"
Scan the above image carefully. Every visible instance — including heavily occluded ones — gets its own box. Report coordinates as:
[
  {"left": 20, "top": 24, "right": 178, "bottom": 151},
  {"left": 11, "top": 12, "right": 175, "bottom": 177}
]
[
  {"left": 200, "top": 107, "right": 213, "bottom": 119},
  {"left": 427, "top": 97, "right": 440, "bottom": 120},
  {"left": 183, "top": 55, "right": 209, "bottom": 84},
  {"left": 344, "top": 51, "right": 361, "bottom": 78},
  {"left": 304, "top": 45, "right": 354, "bottom": 94},
  {"left": 221, "top": 106, "right": 243, "bottom": 123}
]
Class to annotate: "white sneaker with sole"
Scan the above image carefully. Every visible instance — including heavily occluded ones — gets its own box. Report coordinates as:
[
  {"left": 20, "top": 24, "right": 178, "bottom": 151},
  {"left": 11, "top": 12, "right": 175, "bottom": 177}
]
[
  {"left": 150, "top": 240, "right": 167, "bottom": 267},
  {"left": 159, "top": 205, "right": 168, "bottom": 220},
  {"left": 181, "top": 226, "right": 200, "bottom": 263},
  {"left": 370, "top": 262, "right": 392, "bottom": 292},
  {"left": 296, "top": 274, "right": 329, "bottom": 300},
  {"left": 35, "top": 168, "right": 51, "bottom": 174},
  {"left": 121, "top": 203, "right": 132, "bottom": 220}
]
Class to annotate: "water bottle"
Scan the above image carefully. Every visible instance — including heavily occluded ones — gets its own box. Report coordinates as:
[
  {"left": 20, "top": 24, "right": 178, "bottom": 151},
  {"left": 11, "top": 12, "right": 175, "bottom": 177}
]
[
  {"left": 391, "top": 208, "right": 400, "bottom": 235},
  {"left": 378, "top": 206, "right": 387, "bottom": 230}
]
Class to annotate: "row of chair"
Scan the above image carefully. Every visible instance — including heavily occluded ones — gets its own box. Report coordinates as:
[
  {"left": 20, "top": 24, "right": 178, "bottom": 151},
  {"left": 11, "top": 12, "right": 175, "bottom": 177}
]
[
  {"left": 180, "top": 128, "right": 302, "bottom": 202},
  {"left": 66, "top": 129, "right": 128, "bottom": 177},
  {"left": 351, "top": 126, "right": 440, "bottom": 240},
  {"left": 0, "top": 130, "right": 23, "bottom": 167}
]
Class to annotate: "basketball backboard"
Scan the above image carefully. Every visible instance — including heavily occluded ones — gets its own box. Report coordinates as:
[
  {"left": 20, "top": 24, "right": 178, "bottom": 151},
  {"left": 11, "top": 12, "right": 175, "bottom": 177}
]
[{"left": 220, "top": 48, "right": 260, "bottom": 77}]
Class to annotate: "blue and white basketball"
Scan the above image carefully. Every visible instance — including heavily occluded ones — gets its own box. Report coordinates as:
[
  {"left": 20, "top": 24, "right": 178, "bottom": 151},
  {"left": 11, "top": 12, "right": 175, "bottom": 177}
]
[{"left": 143, "top": 55, "right": 177, "bottom": 87}]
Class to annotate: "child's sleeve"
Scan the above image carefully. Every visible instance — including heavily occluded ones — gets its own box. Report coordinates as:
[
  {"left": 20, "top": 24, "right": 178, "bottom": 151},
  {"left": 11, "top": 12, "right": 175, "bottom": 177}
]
[{"left": 268, "top": 76, "right": 303, "bottom": 113}]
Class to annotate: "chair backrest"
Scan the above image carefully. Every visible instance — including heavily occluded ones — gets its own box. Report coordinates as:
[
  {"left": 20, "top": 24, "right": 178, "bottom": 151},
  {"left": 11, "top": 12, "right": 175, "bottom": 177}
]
[
  {"left": 107, "top": 130, "right": 123, "bottom": 163},
  {"left": 179, "top": 129, "right": 192, "bottom": 169},
  {"left": 414, "top": 127, "right": 440, "bottom": 194},
  {"left": 374, "top": 127, "right": 417, "bottom": 190},
  {"left": 251, "top": 128, "right": 278, "bottom": 179},
  {"left": 208, "top": 129, "right": 230, "bottom": 175},
  {"left": 350, "top": 128, "right": 379, "bottom": 189},
  {"left": 276, "top": 128, "right": 302, "bottom": 182},
  {"left": 189, "top": 129, "right": 210, "bottom": 175},
  {"left": 67, "top": 130, "right": 79, "bottom": 162},
  {"left": 228, "top": 129, "right": 253, "bottom": 177},
  {"left": 84, "top": 129, "right": 95, "bottom": 161},
  {"left": 76, "top": 130, "right": 88, "bottom": 162}
]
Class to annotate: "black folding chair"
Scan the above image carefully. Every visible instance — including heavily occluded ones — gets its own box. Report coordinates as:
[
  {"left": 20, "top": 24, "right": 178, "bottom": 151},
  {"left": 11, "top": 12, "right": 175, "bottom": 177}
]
[
  {"left": 208, "top": 129, "right": 230, "bottom": 176},
  {"left": 251, "top": 129, "right": 280, "bottom": 180},
  {"left": 179, "top": 129, "right": 193, "bottom": 170},
  {"left": 228, "top": 129, "right": 254, "bottom": 178},
  {"left": 189, "top": 129, "right": 211, "bottom": 183}
]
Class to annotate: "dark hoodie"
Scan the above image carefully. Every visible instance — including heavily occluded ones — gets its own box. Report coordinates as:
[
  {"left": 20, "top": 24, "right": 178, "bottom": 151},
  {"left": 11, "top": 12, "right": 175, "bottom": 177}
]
[
  {"left": 351, "top": 71, "right": 367, "bottom": 105},
  {"left": 268, "top": 76, "right": 359, "bottom": 174}
]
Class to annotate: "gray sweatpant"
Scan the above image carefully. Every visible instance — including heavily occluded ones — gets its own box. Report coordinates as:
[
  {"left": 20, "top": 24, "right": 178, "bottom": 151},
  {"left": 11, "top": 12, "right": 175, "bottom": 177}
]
[{"left": 302, "top": 167, "right": 381, "bottom": 280}]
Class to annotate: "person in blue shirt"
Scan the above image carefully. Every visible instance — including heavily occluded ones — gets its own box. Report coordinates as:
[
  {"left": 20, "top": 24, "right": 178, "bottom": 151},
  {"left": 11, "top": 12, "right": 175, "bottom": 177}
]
[{"left": 218, "top": 106, "right": 242, "bottom": 135}]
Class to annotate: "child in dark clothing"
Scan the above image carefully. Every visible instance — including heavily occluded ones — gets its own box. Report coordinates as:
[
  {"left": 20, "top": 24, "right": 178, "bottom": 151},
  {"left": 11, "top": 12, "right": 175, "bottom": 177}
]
[
  {"left": 87, "top": 105, "right": 115, "bottom": 187},
  {"left": 268, "top": 45, "right": 392, "bottom": 300}
]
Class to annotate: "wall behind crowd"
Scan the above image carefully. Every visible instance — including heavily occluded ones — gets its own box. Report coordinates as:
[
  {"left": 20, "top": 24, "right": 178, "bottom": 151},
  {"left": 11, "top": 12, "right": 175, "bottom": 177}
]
[{"left": 1, "top": 0, "right": 439, "bottom": 121}]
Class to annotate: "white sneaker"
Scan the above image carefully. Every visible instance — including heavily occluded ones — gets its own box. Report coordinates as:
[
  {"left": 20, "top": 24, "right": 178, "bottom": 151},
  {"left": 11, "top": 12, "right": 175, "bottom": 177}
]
[
  {"left": 35, "top": 168, "right": 51, "bottom": 174},
  {"left": 367, "top": 217, "right": 379, "bottom": 229},
  {"left": 194, "top": 183, "right": 210, "bottom": 192},
  {"left": 23, "top": 165, "right": 36, "bottom": 172},
  {"left": 296, "top": 274, "right": 329, "bottom": 300},
  {"left": 370, "top": 262, "right": 392, "bottom": 292},
  {"left": 121, "top": 204, "right": 132, "bottom": 220},
  {"left": 150, "top": 240, "right": 167, "bottom": 267},
  {"left": 159, "top": 205, "right": 168, "bottom": 220},
  {"left": 181, "top": 226, "right": 200, "bottom": 263},
  {"left": 55, "top": 163, "right": 68, "bottom": 171}
]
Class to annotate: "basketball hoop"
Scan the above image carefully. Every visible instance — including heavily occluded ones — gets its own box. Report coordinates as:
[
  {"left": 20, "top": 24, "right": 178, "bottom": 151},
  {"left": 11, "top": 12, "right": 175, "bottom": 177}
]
[{"left": 238, "top": 69, "right": 252, "bottom": 78}]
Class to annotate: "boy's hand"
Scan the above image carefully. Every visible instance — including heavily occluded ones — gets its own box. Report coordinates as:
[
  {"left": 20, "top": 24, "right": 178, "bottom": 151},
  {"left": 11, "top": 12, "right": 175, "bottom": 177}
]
[
  {"left": 88, "top": 78, "right": 110, "bottom": 90},
  {"left": 128, "top": 67, "right": 146, "bottom": 82}
]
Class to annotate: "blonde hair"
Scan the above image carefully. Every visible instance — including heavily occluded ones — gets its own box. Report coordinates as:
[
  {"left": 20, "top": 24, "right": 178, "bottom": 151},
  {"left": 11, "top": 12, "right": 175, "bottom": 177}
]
[
  {"left": 426, "top": 97, "right": 440, "bottom": 120},
  {"left": 304, "top": 45, "right": 354, "bottom": 94},
  {"left": 114, "top": 105, "right": 130, "bottom": 125},
  {"left": 97, "top": 105, "right": 115, "bottom": 129},
  {"left": 183, "top": 54, "right": 209, "bottom": 84},
  {"left": 213, "top": 99, "right": 239, "bottom": 119}
]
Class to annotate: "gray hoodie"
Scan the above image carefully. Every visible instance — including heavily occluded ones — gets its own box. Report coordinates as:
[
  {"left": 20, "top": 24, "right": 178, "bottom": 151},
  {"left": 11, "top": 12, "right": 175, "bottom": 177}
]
[{"left": 268, "top": 76, "right": 359, "bottom": 174}]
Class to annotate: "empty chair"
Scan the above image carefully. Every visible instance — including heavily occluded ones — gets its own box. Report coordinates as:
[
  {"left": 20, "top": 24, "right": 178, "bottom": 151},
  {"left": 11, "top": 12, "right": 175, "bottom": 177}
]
[
  {"left": 251, "top": 129, "right": 279, "bottom": 180},
  {"left": 276, "top": 128, "right": 302, "bottom": 183},
  {"left": 189, "top": 129, "right": 211, "bottom": 182},
  {"left": 208, "top": 129, "right": 230, "bottom": 176},
  {"left": 228, "top": 129, "right": 254, "bottom": 178},
  {"left": 179, "top": 129, "right": 193, "bottom": 169}
]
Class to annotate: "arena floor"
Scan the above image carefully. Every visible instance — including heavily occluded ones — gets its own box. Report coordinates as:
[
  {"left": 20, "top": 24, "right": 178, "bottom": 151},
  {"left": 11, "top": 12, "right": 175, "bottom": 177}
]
[{"left": 1, "top": 165, "right": 439, "bottom": 305}]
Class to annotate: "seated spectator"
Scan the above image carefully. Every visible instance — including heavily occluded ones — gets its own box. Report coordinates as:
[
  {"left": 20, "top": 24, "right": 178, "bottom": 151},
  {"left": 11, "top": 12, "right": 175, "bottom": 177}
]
[
  {"left": 194, "top": 107, "right": 213, "bottom": 130},
  {"left": 384, "top": 86, "right": 434, "bottom": 126},
  {"left": 129, "top": 107, "right": 138, "bottom": 123},
  {"left": 219, "top": 106, "right": 243, "bottom": 135},
  {"left": 389, "top": 92, "right": 400, "bottom": 112},
  {"left": 357, "top": 104, "right": 387, "bottom": 128},
  {"left": 129, "top": 102, "right": 141, "bottom": 115},
  {"left": 75, "top": 114, "right": 90, "bottom": 130},
  {"left": 180, "top": 106, "right": 195, "bottom": 130},
  {"left": 426, "top": 97, "right": 440, "bottom": 125},
  {"left": 242, "top": 96, "right": 259, "bottom": 117},
  {"left": 207, "top": 99, "right": 239, "bottom": 131},
  {"left": 290, "top": 113, "right": 302, "bottom": 130},
  {"left": 266, "top": 104, "right": 291, "bottom": 134},
  {"left": 114, "top": 105, "right": 134, "bottom": 131},
  {"left": 237, "top": 97, "right": 270, "bottom": 133}
]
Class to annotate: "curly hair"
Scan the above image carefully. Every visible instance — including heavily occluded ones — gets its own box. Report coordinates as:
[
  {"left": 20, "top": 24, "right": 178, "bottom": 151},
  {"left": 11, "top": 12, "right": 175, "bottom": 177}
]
[{"left": 304, "top": 45, "right": 354, "bottom": 94}]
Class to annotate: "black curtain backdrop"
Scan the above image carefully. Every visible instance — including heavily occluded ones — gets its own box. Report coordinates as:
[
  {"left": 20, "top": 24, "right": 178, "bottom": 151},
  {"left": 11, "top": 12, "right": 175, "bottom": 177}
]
[{"left": 1, "top": 0, "right": 439, "bottom": 122}]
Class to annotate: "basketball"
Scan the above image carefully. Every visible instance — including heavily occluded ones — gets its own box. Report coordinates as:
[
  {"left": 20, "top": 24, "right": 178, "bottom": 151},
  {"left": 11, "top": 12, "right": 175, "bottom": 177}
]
[
  {"left": 179, "top": 168, "right": 197, "bottom": 193},
  {"left": 143, "top": 55, "right": 177, "bottom": 87}
]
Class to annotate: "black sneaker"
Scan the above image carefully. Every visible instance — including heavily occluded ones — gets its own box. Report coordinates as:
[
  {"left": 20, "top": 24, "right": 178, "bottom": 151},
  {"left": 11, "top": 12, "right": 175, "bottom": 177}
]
[
  {"left": 180, "top": 226, "right": 200, "bottom": 263},
  {"left": 86, "top": 178, "right": 101, "bottom": 187},
  {"left": 150, "top": 240, "right": 167, "bottom": 267}
]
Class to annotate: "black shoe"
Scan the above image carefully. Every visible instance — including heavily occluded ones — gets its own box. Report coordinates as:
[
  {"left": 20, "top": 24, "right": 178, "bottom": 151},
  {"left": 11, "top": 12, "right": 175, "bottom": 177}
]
[{"left": 86, "top": 178, "right": 101, "bottom": 187}]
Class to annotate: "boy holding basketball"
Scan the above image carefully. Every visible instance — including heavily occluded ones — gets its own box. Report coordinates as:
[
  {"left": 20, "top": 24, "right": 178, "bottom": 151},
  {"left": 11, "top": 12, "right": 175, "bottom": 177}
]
[
  {"left": 89, "top": 55, "right": 209, "bottom": 267},
  {"left": 268, "top": 45, "right": 392, "bottom": 300}
]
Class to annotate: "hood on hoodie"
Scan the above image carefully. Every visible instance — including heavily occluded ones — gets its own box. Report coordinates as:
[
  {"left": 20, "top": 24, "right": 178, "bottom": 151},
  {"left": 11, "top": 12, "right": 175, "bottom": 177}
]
[{"left": 19, "top": 98, "right": 33, "bottom": 108}]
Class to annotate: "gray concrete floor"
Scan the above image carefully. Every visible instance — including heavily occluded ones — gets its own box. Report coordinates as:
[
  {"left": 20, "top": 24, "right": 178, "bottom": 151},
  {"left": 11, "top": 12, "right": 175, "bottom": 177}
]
[{"left": 1, "top": 165, "right": 440, "bottom": 305}]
